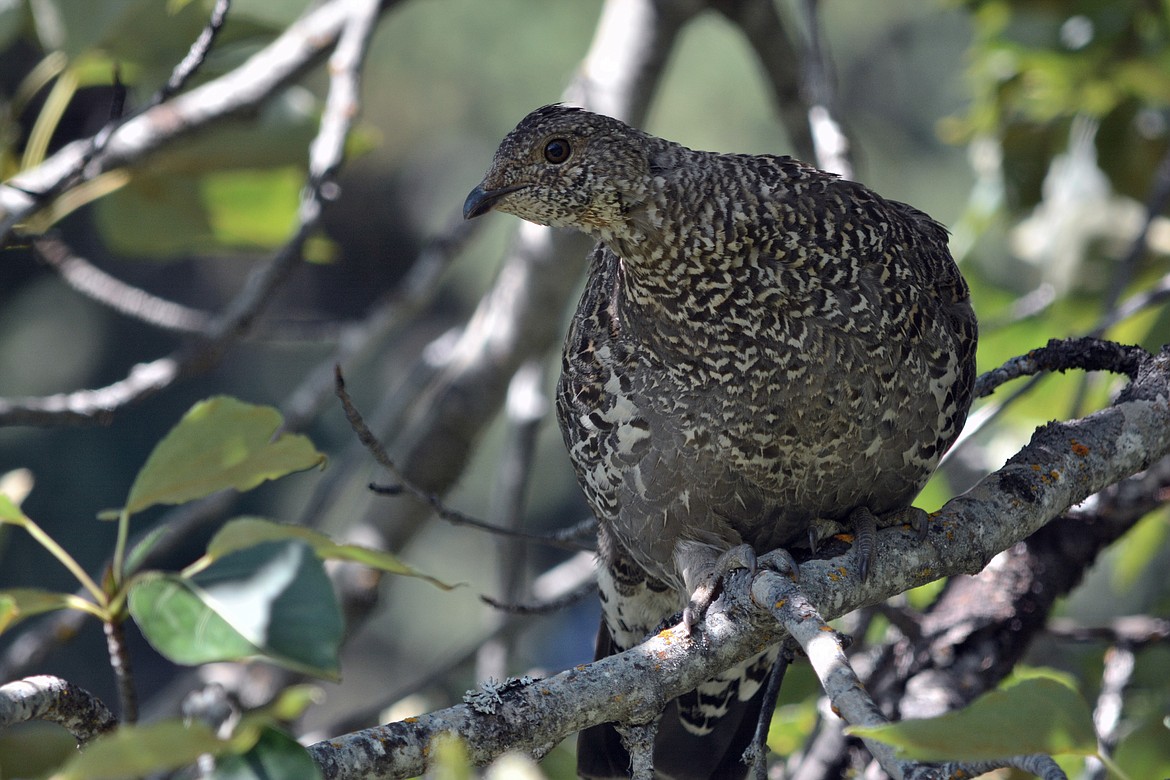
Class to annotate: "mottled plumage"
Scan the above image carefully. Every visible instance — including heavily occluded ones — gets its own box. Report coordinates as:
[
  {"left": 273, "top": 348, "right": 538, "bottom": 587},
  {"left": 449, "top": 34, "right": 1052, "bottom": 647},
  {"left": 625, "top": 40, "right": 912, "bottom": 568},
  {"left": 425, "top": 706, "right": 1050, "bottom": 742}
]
[{"left": 465, "top": 104, "right": 977, "bottom": 779}]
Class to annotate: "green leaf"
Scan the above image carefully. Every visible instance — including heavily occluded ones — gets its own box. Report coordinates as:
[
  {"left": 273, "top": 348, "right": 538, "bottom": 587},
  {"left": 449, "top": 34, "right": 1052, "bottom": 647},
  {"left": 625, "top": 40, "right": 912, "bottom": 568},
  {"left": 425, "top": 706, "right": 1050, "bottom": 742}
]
[
  {"left": 1111, "top": 507, "right": 1169, "bottom": 592},
  {"left": 50, "top": 720, "right": 225, "bottom": 780},
  {"left": 201, "top": 168, "right": 301, "bottom": 249},
  {"left": 849, "top": 675, "right": 1096, "bottom": 761},
  {"left": 92, "top": 173, "right": 215, "bottom": 258},
  {"left": 207, "top": 517, "right": 458, "bottom": 590},
  {"left": 0, "top": 589, "right": 80, "bottom": 634},
  {"left": 208, "top": 726, "right": 323, "bottom": 780},
  {"left": 129, "top": 541, "right": 343, "bottom": 679},
  {"left": 122, "top": 523, "right": 173, "bottom": 576},
  {"left": 123, "top": 397, "right": 325, "bottom": 517}
]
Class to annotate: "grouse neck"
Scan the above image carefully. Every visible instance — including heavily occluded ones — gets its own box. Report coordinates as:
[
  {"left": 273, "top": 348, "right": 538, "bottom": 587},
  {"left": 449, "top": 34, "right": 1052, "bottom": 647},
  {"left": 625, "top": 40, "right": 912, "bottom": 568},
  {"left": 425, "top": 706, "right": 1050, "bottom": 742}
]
[{"left": 597, "top": 148, "right": 766, "bottom": 328}]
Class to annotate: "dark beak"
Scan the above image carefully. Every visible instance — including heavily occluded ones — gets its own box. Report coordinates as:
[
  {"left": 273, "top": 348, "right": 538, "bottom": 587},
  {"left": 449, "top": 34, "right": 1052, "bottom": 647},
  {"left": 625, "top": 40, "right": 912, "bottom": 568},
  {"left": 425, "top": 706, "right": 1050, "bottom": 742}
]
[{"left": 463, "top": 184, "right": 523, "bottom": 220}]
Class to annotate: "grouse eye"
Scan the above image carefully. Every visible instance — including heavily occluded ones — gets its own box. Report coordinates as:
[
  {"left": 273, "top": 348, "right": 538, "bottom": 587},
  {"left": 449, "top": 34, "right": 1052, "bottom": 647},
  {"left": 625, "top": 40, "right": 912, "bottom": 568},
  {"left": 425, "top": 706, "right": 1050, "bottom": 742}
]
[{"left": 544, "top": 138, "right": 571, "bottom": 164}]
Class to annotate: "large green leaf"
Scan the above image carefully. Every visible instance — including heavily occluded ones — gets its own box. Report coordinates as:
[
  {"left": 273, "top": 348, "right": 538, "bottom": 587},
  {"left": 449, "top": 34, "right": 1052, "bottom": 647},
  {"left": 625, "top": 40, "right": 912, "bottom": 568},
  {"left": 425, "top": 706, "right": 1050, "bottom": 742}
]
[
  {"left": 129, "top": 541, "right": 343, "bottom": 679},
  {"left": 208, "top": 726, "right": 323, "bottom": 780},
  {"left": 206, "top": 517, "right": 457, "bottom": 590},
  {"left": 49, "top": 720, "right": 225, "bottom": 780},
  {"left": 850, "top": 674, "right": 1096, "bottom": 761},
  {"left": 122, "top": 397, "right": 325, "bottom": 516}
]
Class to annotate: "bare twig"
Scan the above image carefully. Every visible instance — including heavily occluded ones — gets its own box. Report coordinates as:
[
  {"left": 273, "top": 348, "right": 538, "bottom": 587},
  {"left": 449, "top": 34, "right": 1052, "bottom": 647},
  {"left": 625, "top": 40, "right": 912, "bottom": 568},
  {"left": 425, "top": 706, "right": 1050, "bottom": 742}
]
[
  {"left": 1046, "top": 615, "right": 1170, "bottom": 646},
  {"left": 943, "top": 337, "right": 1147, "bottom": 468},
  {"left": 311, "top": 549, "right": 597, "bottom": 739},
  {"left": 973, "top": 337, "right": 1146, "bottom": 398},
  {"left": 156, "top": 0, "right": 233, "bottom": 103},
  {"left": 334, "top": 366, "right": 587, "bottom": 551},
  {"left": 33, "top": 234, "right": 212, "bottom": 333},
  {"left": 0, "top": 675, "right": 118, "bottom": 745}
]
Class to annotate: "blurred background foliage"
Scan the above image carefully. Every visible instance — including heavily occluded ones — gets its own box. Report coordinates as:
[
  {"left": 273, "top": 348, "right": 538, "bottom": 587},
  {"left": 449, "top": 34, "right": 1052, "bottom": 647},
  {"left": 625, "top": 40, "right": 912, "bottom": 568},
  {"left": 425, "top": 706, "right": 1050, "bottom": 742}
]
[{"left": 0, "top": 0, "right": 1168, "bottom": 777}]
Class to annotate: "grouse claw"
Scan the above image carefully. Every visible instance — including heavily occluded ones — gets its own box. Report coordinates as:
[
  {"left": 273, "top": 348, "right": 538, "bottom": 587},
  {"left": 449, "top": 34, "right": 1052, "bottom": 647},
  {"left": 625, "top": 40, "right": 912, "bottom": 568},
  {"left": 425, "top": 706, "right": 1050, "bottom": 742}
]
[{"left": 682, "top": 543, "right": 757, "bottom": 632}]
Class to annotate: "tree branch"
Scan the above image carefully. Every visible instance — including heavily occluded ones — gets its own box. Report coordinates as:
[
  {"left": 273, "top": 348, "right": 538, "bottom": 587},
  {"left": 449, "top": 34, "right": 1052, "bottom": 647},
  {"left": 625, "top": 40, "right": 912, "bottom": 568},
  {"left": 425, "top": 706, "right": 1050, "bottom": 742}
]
[
  {"left": 0, "top": 0, "right": 400, "bottom": 242},
  {"left": 307, "top": 345, "right": 1170, "bottom": 778},
  {"left": 0, "top": 675, "right": 117, "bottom": 746},
  {"left": 0, "top": 0, "right": 388, "bottom": 428}
]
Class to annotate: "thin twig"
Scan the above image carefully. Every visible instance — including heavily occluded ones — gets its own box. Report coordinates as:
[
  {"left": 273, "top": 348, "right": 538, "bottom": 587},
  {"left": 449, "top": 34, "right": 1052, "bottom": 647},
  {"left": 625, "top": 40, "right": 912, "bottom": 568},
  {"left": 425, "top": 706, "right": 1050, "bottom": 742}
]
[
  {"left": 943, "top": 337, "right": 1148, "bottom": 467},
  {"left": 1046, "top": 615, "right": 1170, "bottom": 646},
  {"left": 157, "top": 0, "right": 232, "bottom": 102},
  {"left": 33, "top": 234, "right": 213, "bottom": 333},
  {"left": 334, "top": 366, "right": 587, "bottom": 551},
  {"left": 480, "top": 578, "right": 597, "bottom": 615},
  {"left": 973, "top": 337, "right": 1146, "bottom": 399}
]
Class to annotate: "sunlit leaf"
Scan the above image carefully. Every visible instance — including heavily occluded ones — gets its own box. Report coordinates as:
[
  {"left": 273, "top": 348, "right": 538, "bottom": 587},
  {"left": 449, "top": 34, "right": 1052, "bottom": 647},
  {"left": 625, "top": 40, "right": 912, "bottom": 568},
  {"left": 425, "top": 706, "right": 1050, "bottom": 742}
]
[
  {"left": 49, "top": 720, "right": 224, "bottom": 780},
  {"left": 208, "top": 726, "right": 323, "bottom": 780},
  {"left": 206, "top": 517, "right": 457, "bottom": 590},
  {"left": 1111, "top": 507, "right": 1169, "bottom": 592},
  {"left": 129, "top": 541, "right": 343, "bottom": 679},
  {"left": 0, "top": 589, "right": 83, "bottom": 634},
  {"left": 123, "top": 397, "right": 325, "bottom": 517},
  {"left": 201, "top": 167, "right": 300, "bottom": 249},
  {"left": 849, "top": 674, "right": 1096, "bottom": 761}
]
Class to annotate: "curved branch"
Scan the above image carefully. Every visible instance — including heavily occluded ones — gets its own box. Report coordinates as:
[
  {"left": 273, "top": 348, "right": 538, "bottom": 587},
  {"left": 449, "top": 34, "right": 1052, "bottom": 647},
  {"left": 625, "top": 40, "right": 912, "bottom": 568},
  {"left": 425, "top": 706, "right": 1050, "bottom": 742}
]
[
  {"left": 308, "top": 346, "right": 1170, "bottom": 778},
  {"left": 0, "top": 675, "right": 117, "bottom": 745}
]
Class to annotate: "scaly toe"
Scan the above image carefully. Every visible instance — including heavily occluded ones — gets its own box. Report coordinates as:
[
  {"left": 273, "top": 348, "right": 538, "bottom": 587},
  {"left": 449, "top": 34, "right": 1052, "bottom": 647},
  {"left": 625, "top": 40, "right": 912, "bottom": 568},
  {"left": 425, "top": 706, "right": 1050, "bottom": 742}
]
[
  {"left": 757, "top": 548, "right": 800, "bottom": 582},
  {"left": 682, "top": 543, "right": 759, "bottom": 632},
  {"left": 849, "top": 506, "right": 878, "bottom": 582}
]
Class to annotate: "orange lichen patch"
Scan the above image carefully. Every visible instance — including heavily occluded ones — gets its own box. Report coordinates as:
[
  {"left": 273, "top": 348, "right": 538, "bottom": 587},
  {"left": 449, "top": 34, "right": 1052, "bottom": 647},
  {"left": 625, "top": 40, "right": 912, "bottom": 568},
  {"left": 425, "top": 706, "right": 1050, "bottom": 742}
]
[
  {"left": 1070, "top": 438, "right": 1090, "bottom": 457},
  {"left": 828, "top": 569, "right": 843, "bottom": 582},
  {"left": 774, "top": 599, "right": 788, "bottom": 609},
  {"left": 657, "top": 628, "right": 674, "bottom": 641},
  {"left": 830, "top": 704, "right": 842, "bottom": 719},
  {"left": 819, "top": 625, "right": 834, "bottom": 633},
  {"left": 1030, "top": 463, "right": 1041, "bottom": 472},
  {"left": 541, "top": 688, "right": 552, "bottom": 695},
  {"left": 404, "top": 717, "right": 419, "bottom": 724},
  {"left": 834, "top": 533, "right": 854, "bottom": 542},
  {"left": 575, "top": 664, "right": 588, "bottom": 672},
  {"left": 612, "top": 694, "right": 623, "bottom": 703}
]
